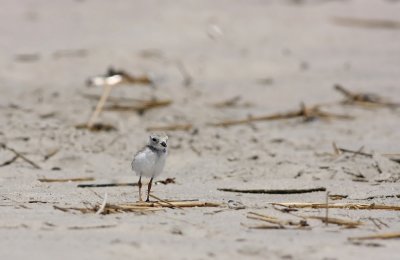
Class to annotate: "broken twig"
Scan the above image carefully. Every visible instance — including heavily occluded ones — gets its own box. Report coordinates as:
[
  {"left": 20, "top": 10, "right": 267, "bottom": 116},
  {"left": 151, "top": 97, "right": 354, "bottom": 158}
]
[
  {"left": 334, "top": 84, "right": 400, "bottom": 108},
  {"left": 247, "top": 212, "right": 308, "bottom": 229}
]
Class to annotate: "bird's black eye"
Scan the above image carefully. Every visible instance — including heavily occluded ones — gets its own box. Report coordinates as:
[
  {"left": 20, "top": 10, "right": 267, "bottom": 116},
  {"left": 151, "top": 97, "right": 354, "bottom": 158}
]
[{"left": 152, "top": 138, "right": 158, "bottom": 142}]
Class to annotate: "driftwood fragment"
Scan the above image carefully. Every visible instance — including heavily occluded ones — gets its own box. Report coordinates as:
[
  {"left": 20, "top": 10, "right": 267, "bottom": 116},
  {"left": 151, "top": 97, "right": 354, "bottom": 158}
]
[{"left": 218, "top": 187, "right": 326, "bottom": 194}]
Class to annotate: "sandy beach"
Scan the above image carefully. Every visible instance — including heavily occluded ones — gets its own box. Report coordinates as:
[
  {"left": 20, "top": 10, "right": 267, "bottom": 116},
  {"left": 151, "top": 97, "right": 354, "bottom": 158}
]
[{"left": 1, "top": 0, "right": 400, "bottom": 259}]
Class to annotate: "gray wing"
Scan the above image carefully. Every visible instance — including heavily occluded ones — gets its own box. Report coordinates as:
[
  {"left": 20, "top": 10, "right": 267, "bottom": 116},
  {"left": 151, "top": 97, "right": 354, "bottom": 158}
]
[{"left": 131, "top": 146, "right": 148, "bottom": 171}]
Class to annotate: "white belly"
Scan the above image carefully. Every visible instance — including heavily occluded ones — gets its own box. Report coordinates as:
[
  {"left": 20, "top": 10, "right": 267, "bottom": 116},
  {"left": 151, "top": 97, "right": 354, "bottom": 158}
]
[{"left": 132, "top": 148, "right": 167, "bottom": 178}]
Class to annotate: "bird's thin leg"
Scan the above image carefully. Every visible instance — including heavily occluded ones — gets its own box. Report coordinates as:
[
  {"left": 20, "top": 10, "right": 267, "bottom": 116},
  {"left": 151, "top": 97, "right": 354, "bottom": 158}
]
[
  {"left": 138, "top": 176, "right": 143, "bottom": 202},
  {"left": 146, "top": 177, "right": 153, "bottom": 202}
]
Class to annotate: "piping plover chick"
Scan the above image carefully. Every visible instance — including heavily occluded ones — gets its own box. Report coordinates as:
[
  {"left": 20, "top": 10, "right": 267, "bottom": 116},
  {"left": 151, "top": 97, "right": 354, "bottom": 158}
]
[{"left": 131, "top": 134, "right": 168, "bottom": 202}]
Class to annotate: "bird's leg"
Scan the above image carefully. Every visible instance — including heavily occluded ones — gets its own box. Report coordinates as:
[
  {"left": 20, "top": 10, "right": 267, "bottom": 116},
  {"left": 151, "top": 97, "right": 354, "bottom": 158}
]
[
  {"left": 138, "top": 176, "right": 143, "bottom": 202},
  {"left": 146, "top": 177, "right": 153, "bottom": 202}
]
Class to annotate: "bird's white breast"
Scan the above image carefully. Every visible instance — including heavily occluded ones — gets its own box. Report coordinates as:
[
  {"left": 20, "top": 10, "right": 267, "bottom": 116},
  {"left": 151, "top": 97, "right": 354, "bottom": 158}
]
[{"left": 132, "top": 147, "right": 167, "bottom": 178}]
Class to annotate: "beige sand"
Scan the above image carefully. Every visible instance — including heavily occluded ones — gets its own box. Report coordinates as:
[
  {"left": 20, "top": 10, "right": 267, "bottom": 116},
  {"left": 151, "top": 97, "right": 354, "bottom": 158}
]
[{"left": 1, "top": 0, "right": 400, "bottom": 259}]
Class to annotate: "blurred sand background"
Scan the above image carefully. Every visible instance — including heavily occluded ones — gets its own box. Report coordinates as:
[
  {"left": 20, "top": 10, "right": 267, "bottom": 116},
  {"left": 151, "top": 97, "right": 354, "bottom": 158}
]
[{"left": 1, "top": 0, "right": 400, "bottom": 259}]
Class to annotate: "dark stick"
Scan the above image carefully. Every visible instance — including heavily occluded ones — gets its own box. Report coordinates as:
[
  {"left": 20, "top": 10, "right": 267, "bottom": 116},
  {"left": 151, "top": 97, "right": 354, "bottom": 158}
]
[
  {"left": 338, "top": 147, "right": 373, "bottom": 157},
  {"left": 78, "top": 183, "right": 137, "bottom": 188},
  {"left": 0, "top": 143, "right": 41, "bottom": 169},
  {"left": 217, "top": 187, "right": 326, "bottom": 194},
  {"left": 0, "top": 155, "right": 19, "bottom": 167},
  {"left": 338, "top": 147, "right": 400, "bottom": 164},
  {"left": 334, "top": 84, "right": 356, "bottom": 99}
]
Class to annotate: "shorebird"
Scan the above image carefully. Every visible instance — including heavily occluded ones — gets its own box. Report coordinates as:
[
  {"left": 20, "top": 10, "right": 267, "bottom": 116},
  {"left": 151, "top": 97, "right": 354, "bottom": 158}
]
[{"left": 131, "top": 134, "right": 168, "bottom": 202}]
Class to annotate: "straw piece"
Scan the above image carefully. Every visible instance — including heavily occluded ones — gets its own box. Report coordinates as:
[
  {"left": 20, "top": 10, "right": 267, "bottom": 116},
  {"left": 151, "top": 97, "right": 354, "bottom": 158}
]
[
  {"left": 306, "top": 216, "right": 362, "bottom": 228},
  {"left": 348, "top": 232, "right": 400, "bottom": 241},
  {"left": 273, "top": 202, "right": 400, "bottom": 211},
  {"left": 38, "top": 177, "right": 94, "bottom": 183},
  {"left": 87, "top": 84, "right": 113, "bottom": 129},
  {"left": 54, "top": 200, "right": 220, "bottom": 215},
  {"left": 247, "top": 212, "right": 308, "bottom": 228}
]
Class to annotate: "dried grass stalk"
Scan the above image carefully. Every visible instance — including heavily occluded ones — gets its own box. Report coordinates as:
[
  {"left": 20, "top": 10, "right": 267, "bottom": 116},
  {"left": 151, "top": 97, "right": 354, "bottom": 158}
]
[
  {"left": 209, "top": 103, "right": 352, "bottom": 127},
  {"left": 273, "top": 202, "right": 400, "bottom": 211},
  {"left": 306, "top": 216, "right": 363, "bottom": 228},
  {"left": 54, "top": 200, "right": 220, "bottom": 215},
  {"left": 348, "top": 232, "right": 400, "bottom": 241},
  {"left": 247, "top": 212, "right": 308, "bottom": 229},
  {"left": 38, "top": 177, "right": 94, "bottom": 183}
]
